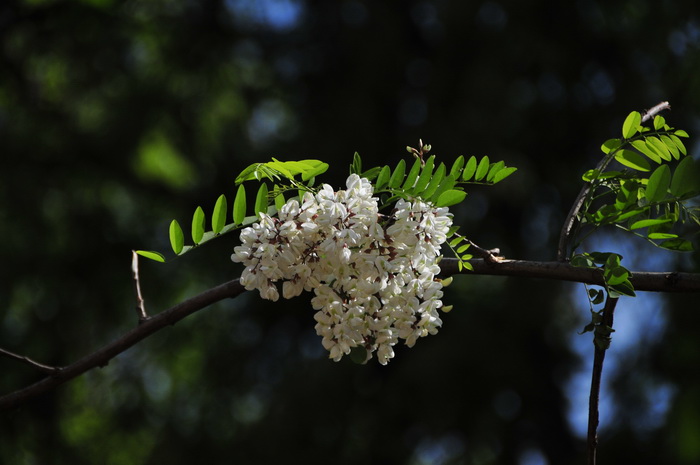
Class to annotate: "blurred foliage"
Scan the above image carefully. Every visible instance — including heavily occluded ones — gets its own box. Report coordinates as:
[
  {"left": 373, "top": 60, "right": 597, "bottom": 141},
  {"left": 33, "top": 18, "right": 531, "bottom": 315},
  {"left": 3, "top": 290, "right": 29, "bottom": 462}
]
[{"left": 1, "top": 0, "right": 700, "bottom": 464}]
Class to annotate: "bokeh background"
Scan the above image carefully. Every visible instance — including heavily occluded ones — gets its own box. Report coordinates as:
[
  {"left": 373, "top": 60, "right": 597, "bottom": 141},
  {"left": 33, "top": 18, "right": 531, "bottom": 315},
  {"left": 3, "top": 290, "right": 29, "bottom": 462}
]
[{"left": 2, "top": 0, "right": 700, "bottom": 464}]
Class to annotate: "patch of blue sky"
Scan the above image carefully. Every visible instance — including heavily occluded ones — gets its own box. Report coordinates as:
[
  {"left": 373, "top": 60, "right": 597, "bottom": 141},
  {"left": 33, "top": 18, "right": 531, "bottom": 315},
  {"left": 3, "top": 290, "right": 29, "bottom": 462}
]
[{"left": 225, "top": 0, "right": 304, "bottom": 32}]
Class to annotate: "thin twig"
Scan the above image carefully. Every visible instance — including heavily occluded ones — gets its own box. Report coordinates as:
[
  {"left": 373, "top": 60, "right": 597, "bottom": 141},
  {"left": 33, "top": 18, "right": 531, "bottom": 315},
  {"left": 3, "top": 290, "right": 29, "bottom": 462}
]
[
  {"left": 463, "top": 238, "right": 502, "bottom": 263},
  {"left": 557, "top": 101, "right": 672, "bottom": 262},
  {"left": 0, "top": 347, "right": 62, "bottom": 375},
  {"left": 587, "top": 295, "right": 618, "bottom": 465},
  {"left": 131, "top": 250, "right": 149, "bottom": 322}
]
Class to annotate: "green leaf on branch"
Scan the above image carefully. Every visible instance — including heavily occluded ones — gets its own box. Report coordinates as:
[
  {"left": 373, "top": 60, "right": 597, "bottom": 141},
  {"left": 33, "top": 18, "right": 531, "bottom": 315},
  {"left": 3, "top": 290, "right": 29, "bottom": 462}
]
[
  {"left": 653, "top": 115, "right": 666, "bottom": 130},
  {"left": 615, "top": 149, "right": 650, "bottom": 172},
  {"left": 254, "top": 183, "right": 269, "bottom": 217},
  {"left": 402, "top": 158, "right": 422, "bottom": 190},
  {"left": 492, "top": 166, "right": 517, "bottom": 184},
  {"left": 644, "top": 164, "right": 671, "bottom": 204},
  {"left": 233, "top": 184, "right": 247, "bottom": 225},
  {"left": 212, "top": 195, "right": 227, "bottom": 234},
  {"left": 412, "top": 155, "right": 435, "bottom": 193},
  {"left": 169, "top": 219, "right": 184, "bottom": 254},
  {"left": 622, "top": 111, "right": 641, "bottom": 139},
  {"left": 136, "top": 250, "right": 166, "bottom": 262},
  {"left": 647, "top": 137, "right": 672, "bottom": 161},
  {"left": 671, "top": 157, "right": 699, "bottom": 197},
  {"left": 647, "top": 232, "right": 678, "bottom": 239},
  {"left": 601, "top": 138, "right": 622, "bottom": 154},
  {"left": 388, "top": 159, "right": 406, "bottom": 188},
  {"left": 449, "top": 156, "right": 465, "bottom": 177},
  {"left": 421, "top": 163, "right": 446, "bottom": 199},
  {"left": 631, "top": 140, "right": 661, "bottom": 164},
  {"left": 475, "top": 156, "right": 490, "bottom": 181},
  {"left": 669, "top": 134, "right": 687, "bottom": 155},
  {"left": 430, "top": 175, "right": 457, "bottom": 204},
  {"left": 629, "top": 218, "right": 672, "bottom": 230},
  {"left": 660, "top": 135, "right": 681, "bottom": 160},
  {"left": 376, "top": 165, "right": 391, "bottom": 190},
  {"left": 191, "top": 206, "right": 205, "bottom": 244},
  {"left": 462, "top": 156, "right": 477, "bottom": 181}
]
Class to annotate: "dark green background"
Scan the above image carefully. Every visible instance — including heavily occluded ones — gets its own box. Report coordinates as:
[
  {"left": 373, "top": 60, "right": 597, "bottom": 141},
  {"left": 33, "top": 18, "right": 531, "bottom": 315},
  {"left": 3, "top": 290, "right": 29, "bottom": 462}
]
[{"left": 2, "top": 0, "right": 699, "bottom": 463}]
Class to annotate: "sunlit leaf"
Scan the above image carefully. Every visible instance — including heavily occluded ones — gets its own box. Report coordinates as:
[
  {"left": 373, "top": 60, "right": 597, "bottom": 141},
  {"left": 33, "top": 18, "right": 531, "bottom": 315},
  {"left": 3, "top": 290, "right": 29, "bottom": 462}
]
[
  {"left": 653, "top": 115, "right": 665, "bottom": 130},
  {"left": 254, "top": 182, "right": 269, "bottom": 217},
  {"left": 169, "top": 219, "right": 184, "bottom": 254},
  {"left": 136, "top": 250, "right": 166, "bottom": 262},
  {"left": 647, "top": 232, "right": 678, "bottom": 239},
  {"left": 389, "top": 159, "right": 406, "bottom": 188},
  {"left": 351, "top": 151, "right": 362, "bottom": 175},
  {"left": 435, "top": 189, "right": 467, "bottom": 207},
  {"left": 647, "top": 137, "right": 672, "bottom": 161},
  {"left": 422, "top": 163, "right": 446, "bottom": 198},
  {"left": 191, "top": 206, "right": 205, "bottom": 244},
  {"left": 449, "top": 155, "right": 465, "bottom": 178},
  {"left": 605, "top": 266, "right": 629, "bottom": 286},
  {"left": 376, "top": 165, "right": 391, "bottom": 190},
  {"left": 492, "top": 166, "right": 517, "bottom": 184},
  {"left": 629, "top": 218, "right": 672, "bottom": 230},
  {"left": 622, "top": 111, "right": 641, "bottom": 139},
  {"left": 631, "top": 140, "right": 661, "bottom": 164},
  {"left": 462, "top": 156, "right": 477, "bottom": 181},
  {"left": 671, "top": 156, "right": 699, "bottom": 197},
  {"left": 402, "top": 158, "right": 422, "bottom": 189},
  {"left": 412, "top": 155, "right": 435, "bottom": 193},
  {"left": 615, "top": 149, "right": 650, "bottom": 171},
  {"left": 669, "top": 134, "right": 687, "bottom": 155},
  {"left": 431, "top": 174, "right": 457, "bottom": 203},
  {"left": 212, "top": 195, "right": 227, "bottom": 234},
  {"left": 645, "top": 165, "right": 671, "bottom": 204},
  {"left": 660, "top": 135, "right": 681, "bottom": 160},
  {"left": 486, "top": 160, "right": 505, "bottom": 182},
  {"left": 233, "top": 184, "right": 247, "bottom": 225},
  {"left": 474, "top": 156, "right": 490, "bottom": 181},
  {"left": 601, "top": 138, "right": 622, "bottom": 154},
  {"left": 674, "top": 129, "right": 689, "bottom": 138}
]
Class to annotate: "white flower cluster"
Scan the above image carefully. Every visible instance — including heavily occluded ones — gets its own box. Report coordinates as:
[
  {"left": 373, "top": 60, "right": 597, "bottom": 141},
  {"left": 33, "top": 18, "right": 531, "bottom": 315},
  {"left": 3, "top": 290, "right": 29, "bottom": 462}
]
[{"left": 231, "top": 174, "right": 453, "bottom": 364}]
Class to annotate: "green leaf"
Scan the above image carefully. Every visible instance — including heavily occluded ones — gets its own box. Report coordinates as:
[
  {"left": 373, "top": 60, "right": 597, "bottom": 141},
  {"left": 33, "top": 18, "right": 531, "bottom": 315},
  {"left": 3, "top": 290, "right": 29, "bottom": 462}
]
[
  {"left": 669, "top": 134, "right": 687, "bottom": 155},
  {"left": 274, "top": 189, "right": 286, "bottom": 211},
  {"left": 430, "top": 174, "right": 457, "bottom": 203},
  {"left": 436, "top": 189, "right": 467, "bottom": 207},
  {"left": 449, "top": 236, "right": 465, "bottom": 247},
  {"left": 645, "top": 165, "right": 671, "bottom": 204},
  {"left": 449, "top": 155, "right": 465, "bottom": 177},
  {"left": 647, "top": 137, "right": 672, "bottom": 161},
  {"left": 660, "top": 135, "right": 681, "bottom": 160},
  {"left": 622, "top": 111, "right": 642, "bottom": 139},
  {"left": 631, "top": 140, "right": 661, "bottom": 164},
  {"left": 351, "top": 151, "right": 362, "bottom": 175},
  {"left": 169, "top": 219, "right": 184, "bottom": 254},
  {"left": 671, "top": 157, "right": 699, "bottom": 197},
  {"left": 192, "top": 206, "right": 205, "bottom": 244},
  {"left": 462, "top": 156, "right": 477, "bottom": 181},
  {"left": 653, "top": 115, "right": 666, "bottom": 130},
  {"left": 457, "top": 243, "right": 470, "bottom": 254},
  {"left": 421, "top": 163, "right": 446, "bottom": 199},
  {"left": 474, "top": 156, "right": 490, "bottom": 181},
  {"left": 608, "top": 280, "right": 636, "bottom": 298},
  {"left": 492, "top": 166, "right": 517, "bottom": 184},
  {"left": 376, "top": 165, "right": 391, "bottom": 190},
  {"left": 647, "top": 232, "right": 678, "bottom": 239},
  {"left": 486, "top": 160, "right": 505, "bottom": 182},
  {"left": 615, "top": 149, "right": 650, "bottom": 172},
  {"left": 402, "top": 158, "right": 422, "bottom": 190},
  {"left": 212, "top": 195, "right": 227, "bottom": 234},
  {"left": 388, "top": 159, "right": 406, "bottom": 188},
  {"left": 675, "top": 129, "right": 690, "bottom": 138},
  {"left": 254, "top": 183, "right": 269, "bottom": 217},
  {"left": 360, "top": 166, "right": 381, "bottom": 181},
  {"left": 412, "top": 155, "right": 435, "bottom": 193},
  {"left": 136, "top": 250, "right": 166, "bottom": 262},
  {"left": 601, "top": 138, "right": 622, "bottom": 154},
  {"left": 630, "top": 218, "right": 672, "bottom": 230},
  {"left": 659, "top": 238, "right": 693, "bottom": 251},
  {"left": 605, "top": 266, "right": 629, "bottom": 286},
  {"left": 233, "top": 184, "right": 247, "bottom": 225}
]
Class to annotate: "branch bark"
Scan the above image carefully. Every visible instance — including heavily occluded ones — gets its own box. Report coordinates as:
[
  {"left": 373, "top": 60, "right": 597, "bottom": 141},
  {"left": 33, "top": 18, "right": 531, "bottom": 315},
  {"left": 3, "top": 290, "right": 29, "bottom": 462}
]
[{"left": 1, "top": 257, "right": 698, "bottom": 411}]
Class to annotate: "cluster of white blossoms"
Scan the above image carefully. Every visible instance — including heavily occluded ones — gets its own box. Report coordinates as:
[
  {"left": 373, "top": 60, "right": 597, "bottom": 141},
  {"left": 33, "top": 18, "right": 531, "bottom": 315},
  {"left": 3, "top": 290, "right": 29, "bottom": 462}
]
[{"left": 231, "top": 173, "right": 453, "bottom": 364}]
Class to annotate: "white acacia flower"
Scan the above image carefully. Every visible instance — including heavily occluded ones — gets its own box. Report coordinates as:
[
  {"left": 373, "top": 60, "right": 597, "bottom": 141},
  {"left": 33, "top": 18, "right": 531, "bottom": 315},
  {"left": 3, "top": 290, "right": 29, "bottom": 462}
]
[{"left": 232, "top": 175, "right": 454, "bottom": 364}]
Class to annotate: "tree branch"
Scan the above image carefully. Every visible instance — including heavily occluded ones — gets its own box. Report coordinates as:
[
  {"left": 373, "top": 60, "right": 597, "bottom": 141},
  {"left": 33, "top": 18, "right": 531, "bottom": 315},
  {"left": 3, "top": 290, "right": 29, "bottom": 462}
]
[
  {"left": 1, "top": 257, "right": 698, "bottom": 411},
  {"left": 0, "top": 279, "right": 245, "bottom": 411},
  {"left": 587, "top": 295, "right": 618, "bottom": 465}
]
